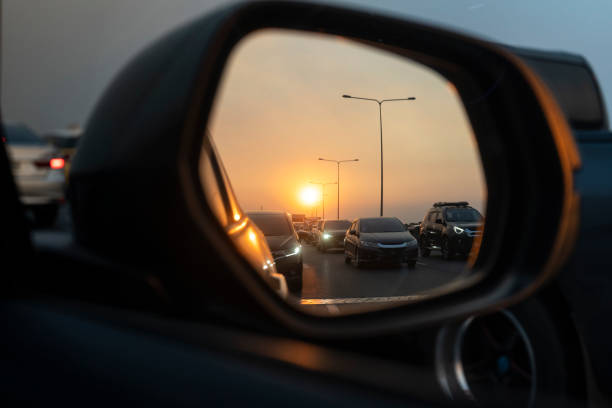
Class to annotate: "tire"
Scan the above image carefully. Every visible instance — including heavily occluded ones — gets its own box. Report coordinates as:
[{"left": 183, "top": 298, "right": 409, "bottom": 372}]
[
  {"left": 441, "top": 237, "right": 454, "bottom": 260},
  {"left": 32, "top": 204, "right": 59, "bottom": 227}
]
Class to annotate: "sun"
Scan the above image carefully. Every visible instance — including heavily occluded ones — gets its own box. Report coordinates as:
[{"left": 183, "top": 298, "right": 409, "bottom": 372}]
[{"left": 299, "top": 186, "right": 320, "bottom": 206}]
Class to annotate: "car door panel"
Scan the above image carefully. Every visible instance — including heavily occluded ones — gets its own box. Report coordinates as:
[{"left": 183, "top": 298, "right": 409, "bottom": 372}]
[{"left": 0, "top": 299, "right": 439, "bottom": 408}]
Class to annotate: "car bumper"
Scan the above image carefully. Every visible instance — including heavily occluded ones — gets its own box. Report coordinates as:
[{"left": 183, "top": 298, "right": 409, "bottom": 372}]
[
  {"left": 359, "top": 245, "right": 418, "bottom": 264},
  {"left": 449, "top": 235, "right": 475, "bottom": 254}
]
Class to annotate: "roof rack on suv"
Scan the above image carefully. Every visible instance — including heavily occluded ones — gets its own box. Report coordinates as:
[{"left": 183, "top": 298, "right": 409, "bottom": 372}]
[{"left": 433, "top": 201, "right": 469, "bottom": 207}]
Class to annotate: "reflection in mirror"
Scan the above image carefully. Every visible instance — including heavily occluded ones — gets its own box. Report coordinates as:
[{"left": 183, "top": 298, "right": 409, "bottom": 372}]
[{"left": 203, "top": 29, "right": 486, "bottom": 315}]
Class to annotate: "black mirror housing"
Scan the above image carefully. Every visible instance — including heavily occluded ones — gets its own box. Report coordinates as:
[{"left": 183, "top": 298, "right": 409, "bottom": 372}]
[{"left": 69, "top": 1, "right": 581, "bottom": 338}]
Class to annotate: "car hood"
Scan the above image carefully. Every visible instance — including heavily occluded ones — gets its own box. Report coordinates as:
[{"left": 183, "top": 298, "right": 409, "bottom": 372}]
[
  {"left": 265, "top": 235, "right": 296, "bottom": 251},
  {"left": 360, "top": 231, "right": 416, "bottom": 244},
  {"left": 448, "top": 222, "right": 482, "bottom": 230}
]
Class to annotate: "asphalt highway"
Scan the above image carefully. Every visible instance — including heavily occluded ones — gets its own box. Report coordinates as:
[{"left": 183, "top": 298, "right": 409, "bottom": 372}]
[{"left": 299, "top": 244, "right": 469, "bottom": 314}]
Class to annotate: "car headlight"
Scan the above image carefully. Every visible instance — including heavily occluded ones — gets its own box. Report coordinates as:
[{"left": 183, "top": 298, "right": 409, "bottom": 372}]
[
  {"left": 323, "top": 233, "right": 331, "bottom": 240},
  {"left": 274, "top": 246, "right": 301, "bottom": 258},
  {"left": 360, "top": 240, "right": 378, "bottom": 248},
  {"left": 453, "top": 226, "right": 464, "bottom": 234}
]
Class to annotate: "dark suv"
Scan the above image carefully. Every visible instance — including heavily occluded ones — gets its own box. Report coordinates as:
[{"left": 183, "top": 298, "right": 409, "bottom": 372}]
[{"left": 419, "top": 202, "right": 483, "bottom": 260}]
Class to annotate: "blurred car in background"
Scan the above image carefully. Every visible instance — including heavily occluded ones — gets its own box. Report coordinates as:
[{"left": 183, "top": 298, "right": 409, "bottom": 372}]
[
  {"left": 318, "top": 219, "right": 351, "bottom": 252},
  {"left": 3, "top": 123, "right": 65, "bottom": 226},
  {"left": 42, "top": 126, "right": 82, "bottom": 182}
]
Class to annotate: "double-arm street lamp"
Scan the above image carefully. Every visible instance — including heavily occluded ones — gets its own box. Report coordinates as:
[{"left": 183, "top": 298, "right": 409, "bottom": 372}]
[
  {"left": 342, "top": 94, "right": 415, "bottom": 216},
  {"left": 318, "top": 157, "right": 359, "bottom": 219},
  {"left": 309, "top": 181, "right": 337, "bottom": 220}
]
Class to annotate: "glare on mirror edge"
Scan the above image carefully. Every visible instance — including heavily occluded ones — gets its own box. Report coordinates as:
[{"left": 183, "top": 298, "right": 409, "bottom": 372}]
[{"left": 204, "top": 29, "right": 486, "bottom": 315}]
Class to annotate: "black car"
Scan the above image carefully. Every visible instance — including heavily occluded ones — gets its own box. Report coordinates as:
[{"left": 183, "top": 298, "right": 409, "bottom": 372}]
[
  {"left": 344, "top": 217, "right": 418, "bottom": 267},
  {"left": 247, "top": 211, "right": 303, "bottom": 294},
  {"left": 318, "top": 219, "right": 351, "bottom": 252},
  {"left": 419, "top": 202, "right": 483, "bottom": 259}
]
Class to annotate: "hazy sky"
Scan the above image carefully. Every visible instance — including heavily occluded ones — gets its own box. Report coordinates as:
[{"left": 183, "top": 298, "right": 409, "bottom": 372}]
[{"left": 209, "top": 30, "right": 484, "bottom": 221}]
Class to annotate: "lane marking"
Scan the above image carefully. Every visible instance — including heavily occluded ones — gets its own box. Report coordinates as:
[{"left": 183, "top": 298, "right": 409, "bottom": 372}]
[{"left": 301, "top": 294, "right": 429, "bottom": 305}]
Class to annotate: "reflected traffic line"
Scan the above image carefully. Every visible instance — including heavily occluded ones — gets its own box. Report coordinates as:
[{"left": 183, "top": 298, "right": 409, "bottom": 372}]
[{"left": 301, "top": 294, "right": 429, "bottom": 305}]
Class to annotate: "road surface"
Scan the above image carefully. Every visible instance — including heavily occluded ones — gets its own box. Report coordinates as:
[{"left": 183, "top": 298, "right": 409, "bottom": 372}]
[{"left": 299, "top": 244, "right": 469, "bottom": 313}]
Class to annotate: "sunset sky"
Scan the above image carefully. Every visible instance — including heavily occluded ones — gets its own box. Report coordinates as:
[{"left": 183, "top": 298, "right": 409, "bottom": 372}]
[{"left": 208, "top": 29, "right": 486, "bottom": 222}]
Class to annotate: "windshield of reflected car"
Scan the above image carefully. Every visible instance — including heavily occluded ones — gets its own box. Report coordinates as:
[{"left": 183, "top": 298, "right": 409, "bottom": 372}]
[
  {"left": 445, "top": 208, "right": 482, "bottom": 222},
  {"left": 248, "top": 213, "right": 292, "bottom": 236},
  {"left": 324, "top": 220, "right": 351, "bottom": 231},
  {"left": 360, "top": 218, "right": 405, "bottom": 233}
]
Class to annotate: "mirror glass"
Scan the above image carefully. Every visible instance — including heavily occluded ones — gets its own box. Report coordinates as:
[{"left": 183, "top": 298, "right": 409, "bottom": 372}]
[{"left": 203, "top": 29, "right": 486, "bottom": 315}]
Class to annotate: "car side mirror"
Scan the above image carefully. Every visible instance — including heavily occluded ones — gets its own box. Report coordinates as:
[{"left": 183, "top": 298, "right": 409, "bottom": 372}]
[{"left": 71, "top": 0, "right": 581, "bottom": 336}]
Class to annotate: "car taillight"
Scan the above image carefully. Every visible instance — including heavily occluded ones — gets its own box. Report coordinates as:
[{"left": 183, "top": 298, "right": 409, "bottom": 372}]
[
  {"left": 34, "top": 157, "right": 65, "bottom": 169},
  {"left": 49, "top": 157, "right": 65, "bottom": 169}
]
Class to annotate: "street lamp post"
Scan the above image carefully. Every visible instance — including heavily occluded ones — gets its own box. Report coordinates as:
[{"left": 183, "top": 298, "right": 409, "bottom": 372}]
[
  {"left": 342, "top": 94, "right": 415, "bottom": 216},
  {"left": 309, "top": 181, "right": 337, "bottom": 220},
  {"left": 318, "top": 158, "right": 359, "bottom": 219}
]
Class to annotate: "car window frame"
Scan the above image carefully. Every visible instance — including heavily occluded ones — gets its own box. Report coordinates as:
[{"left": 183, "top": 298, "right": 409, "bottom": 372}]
[{"left": 200, "top": 147, "right": 232, "bottom": 227}]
